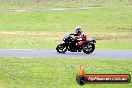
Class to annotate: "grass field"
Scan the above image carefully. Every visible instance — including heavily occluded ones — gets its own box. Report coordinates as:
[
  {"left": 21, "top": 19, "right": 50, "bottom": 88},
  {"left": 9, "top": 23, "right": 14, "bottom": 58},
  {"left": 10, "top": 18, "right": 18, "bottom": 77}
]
[
  {"left": 0, "top": 57, "right": 131, "bottom": 88},
  {"left": 0, "top": 7, "right": 132, "bottom": 49},
  {"left": 0, "top": 0, "right": 132, "bottom": 9},
  {"left": 0, "top": 1, "right": 131, "bottom": 88}
]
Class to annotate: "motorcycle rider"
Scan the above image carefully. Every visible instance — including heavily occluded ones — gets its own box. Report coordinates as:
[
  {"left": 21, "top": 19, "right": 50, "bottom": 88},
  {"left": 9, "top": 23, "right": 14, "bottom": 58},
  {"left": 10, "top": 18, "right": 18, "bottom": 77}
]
[
  {"left": 74, "top": 26, "right": 87, "bottom": 47},
  {"left": 56, "top": 26, "right": 96, "bottom": 54}
]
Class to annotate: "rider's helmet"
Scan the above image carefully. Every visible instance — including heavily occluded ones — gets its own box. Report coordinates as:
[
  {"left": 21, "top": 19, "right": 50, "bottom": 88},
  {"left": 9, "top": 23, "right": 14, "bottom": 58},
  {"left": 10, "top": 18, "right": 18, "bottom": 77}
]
[{"left": 75, "top": 26, "right": 82, "bottom": 34}]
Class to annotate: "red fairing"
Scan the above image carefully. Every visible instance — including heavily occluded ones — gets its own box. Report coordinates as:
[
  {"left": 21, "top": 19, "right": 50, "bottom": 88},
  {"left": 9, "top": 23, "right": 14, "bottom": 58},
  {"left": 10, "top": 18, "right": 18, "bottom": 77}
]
[
  {"left": 82, "top": 34, "right": 87, "bottom": 41},
  {"left": 80, "top": 32, "right": 87, "bottom": 41},
  {"left": 77, "top": 33, "right": 87, "bottom": 46}
]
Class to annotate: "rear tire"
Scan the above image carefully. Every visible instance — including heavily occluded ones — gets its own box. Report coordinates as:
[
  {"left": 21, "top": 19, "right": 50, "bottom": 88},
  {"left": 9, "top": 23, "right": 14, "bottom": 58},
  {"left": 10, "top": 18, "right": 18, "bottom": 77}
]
[
  {"left": 83, "top": 44, "right": 95, "bottom": 54},
  {"left": 56, "top": 44, "right": 67, "bottom": 53}
]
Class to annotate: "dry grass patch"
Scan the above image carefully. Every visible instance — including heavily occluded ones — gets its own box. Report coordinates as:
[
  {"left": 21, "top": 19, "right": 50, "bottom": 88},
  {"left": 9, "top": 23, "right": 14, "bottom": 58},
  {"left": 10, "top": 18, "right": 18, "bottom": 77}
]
[
  {"left": 0, "top": 31, "right": 65, "bottom": 41},
  {"left": 92, "top": 32, "right": 132, "bottom": 40},
  {"left": 0, "top": 31, "right": 132, "bottom": 41}
]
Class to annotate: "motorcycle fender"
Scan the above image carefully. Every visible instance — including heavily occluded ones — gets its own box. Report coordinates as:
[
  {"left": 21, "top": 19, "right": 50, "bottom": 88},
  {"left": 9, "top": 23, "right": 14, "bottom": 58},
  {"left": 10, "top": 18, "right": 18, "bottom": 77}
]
[
  {"left": 60, "top": 42, "right": 66, "bottom": 46},
  {"left": 59, "top": 43, "right": 68, "bottom": 48}
]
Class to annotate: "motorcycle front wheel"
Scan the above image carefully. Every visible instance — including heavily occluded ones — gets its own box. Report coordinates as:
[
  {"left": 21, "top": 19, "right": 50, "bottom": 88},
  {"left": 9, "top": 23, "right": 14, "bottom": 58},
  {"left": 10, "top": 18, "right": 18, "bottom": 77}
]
[
  {"left": 56, "top": 44, "right": 67, "bottom": 53},
  {"left": 83, "top": 44, "right": 95, "bottom": 54}
]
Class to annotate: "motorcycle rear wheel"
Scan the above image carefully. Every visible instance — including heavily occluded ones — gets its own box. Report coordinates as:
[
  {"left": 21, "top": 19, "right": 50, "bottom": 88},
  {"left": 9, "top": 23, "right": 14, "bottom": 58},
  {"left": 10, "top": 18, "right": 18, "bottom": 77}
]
[{"left": 83, "top": 44, "right": 95, "bottom": 54}]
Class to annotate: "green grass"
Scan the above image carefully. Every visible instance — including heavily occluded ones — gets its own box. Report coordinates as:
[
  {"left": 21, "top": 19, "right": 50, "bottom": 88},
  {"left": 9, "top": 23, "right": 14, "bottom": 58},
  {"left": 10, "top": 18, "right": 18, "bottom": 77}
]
[
  {"left": 0, "top": 0, "right": 132, "bottom": 9},
  {"left": 0, "top": 57, "right": 132, "bottom": 88},
  {"left": 96, "top": 39, "right": 132, "bottom": 50},
  {"left": 0, "top": 8, "right": 132, "bottom": 32},
  {"left": 0, "top": 7, "right": 132, "bottom": 49}
]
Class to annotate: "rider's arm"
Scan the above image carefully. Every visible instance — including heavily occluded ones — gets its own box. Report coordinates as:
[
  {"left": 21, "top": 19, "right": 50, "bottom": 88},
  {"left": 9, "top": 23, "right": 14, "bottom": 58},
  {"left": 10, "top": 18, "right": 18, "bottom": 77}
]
[
  {"left": 70, "top": 33, "right": 78, "bottom": 36},
  {"left": 77, "top": 38, "right": 82, "bottom": 41}
]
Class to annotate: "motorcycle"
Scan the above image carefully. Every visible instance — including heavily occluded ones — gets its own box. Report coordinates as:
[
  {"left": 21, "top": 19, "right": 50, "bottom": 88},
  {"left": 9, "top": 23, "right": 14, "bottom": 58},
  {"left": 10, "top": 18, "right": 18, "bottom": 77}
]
[{"left": 56, "top": 34, "right": 96, "bottom": 54}]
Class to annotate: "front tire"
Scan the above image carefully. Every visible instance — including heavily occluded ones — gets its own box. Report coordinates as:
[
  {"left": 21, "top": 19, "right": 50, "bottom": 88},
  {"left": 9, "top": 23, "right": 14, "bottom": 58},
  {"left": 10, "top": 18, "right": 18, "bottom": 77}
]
[
  {"left": 56, "top": 44, "right": 67, "bottom": 53},
  {"left": 83, "top": 44, "right": 95, "bottom": 54}
]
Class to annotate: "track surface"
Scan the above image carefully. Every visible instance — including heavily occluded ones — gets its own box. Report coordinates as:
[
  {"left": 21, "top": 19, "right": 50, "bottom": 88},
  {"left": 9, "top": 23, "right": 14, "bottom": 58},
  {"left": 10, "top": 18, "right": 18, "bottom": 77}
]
[
  {"left": 0, "top": 6, "right": 132, "bottom": 12},
  {"left": 0, "top": 49, "right": 132, "bottom": 59}
]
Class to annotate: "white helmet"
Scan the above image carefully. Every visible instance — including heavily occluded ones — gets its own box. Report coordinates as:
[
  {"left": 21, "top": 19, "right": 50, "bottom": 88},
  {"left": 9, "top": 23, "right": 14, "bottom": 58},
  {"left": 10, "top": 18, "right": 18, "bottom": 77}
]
[{"left": 75, "top": 26, "right": 82, "bottom": 34}]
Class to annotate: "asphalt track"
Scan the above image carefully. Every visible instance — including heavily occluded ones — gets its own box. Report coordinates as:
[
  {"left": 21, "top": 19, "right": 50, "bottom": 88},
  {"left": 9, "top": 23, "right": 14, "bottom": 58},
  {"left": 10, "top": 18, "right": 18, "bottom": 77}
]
[
  {"left": 0, "top": 49, "right": 132, "bottom": 59},
  {"left": 0, "top": 6, "right": 132, "bottom": 12}
]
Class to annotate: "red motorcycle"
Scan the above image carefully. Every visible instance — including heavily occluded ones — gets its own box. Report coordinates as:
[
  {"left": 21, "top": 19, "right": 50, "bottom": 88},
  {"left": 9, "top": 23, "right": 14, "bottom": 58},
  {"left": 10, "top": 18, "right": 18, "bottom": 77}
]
[{"left": 56, "top": 34, "right": 96, "bottom": 54}]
